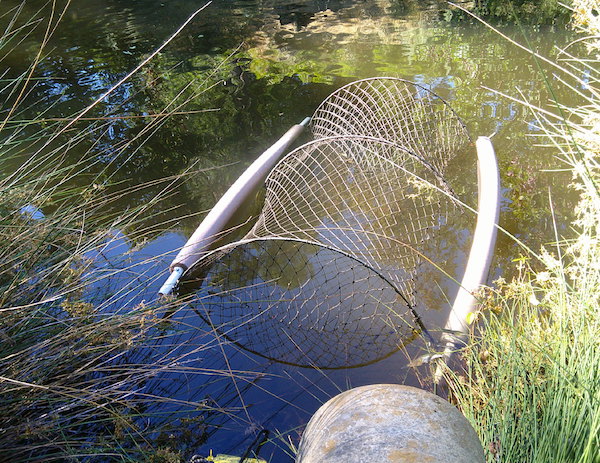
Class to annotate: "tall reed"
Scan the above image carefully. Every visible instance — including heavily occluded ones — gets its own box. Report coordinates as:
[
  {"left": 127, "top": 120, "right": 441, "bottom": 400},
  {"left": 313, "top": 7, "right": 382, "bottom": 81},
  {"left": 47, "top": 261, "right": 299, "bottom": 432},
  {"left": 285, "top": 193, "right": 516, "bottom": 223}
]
[
  {"left": 444, "top": 3, "right": 600, "bottom": 462},
  {"left": 0, "top": 3, "right": 240, "bottom": 462}
]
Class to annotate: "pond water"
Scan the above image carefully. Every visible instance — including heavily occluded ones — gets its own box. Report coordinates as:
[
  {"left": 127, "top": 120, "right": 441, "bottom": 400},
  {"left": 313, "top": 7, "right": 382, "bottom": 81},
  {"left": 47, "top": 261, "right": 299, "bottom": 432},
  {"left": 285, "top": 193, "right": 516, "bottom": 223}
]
[{"left": 3, "top": 0, "right": 584, "bottom": 460}]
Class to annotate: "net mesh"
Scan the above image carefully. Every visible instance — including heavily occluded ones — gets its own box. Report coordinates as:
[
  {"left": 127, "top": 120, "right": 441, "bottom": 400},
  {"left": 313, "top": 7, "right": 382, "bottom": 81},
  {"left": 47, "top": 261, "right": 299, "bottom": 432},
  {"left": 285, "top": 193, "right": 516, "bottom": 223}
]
[
  {"left": 185, "top": 78, "right": 471, "bottom": 368},
  {"left": 311, "top": 77, "right": 467, "bottom": 177},
  {"left": 191, "top": 239, "right": 419, "bottom": 368}
]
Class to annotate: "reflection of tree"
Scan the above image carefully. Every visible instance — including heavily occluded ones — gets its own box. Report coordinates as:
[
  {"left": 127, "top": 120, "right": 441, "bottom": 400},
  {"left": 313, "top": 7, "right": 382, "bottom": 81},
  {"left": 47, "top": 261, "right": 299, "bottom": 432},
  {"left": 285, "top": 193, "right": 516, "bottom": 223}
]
[
  {"left": 388, "top": 0, "right": 419, "bottom": 18},
  {"left": 5, "top": 0, "right": 580, "bottom": 268},
  {"left": 472, "top": 0, "right": 569, "bottom": 24}
]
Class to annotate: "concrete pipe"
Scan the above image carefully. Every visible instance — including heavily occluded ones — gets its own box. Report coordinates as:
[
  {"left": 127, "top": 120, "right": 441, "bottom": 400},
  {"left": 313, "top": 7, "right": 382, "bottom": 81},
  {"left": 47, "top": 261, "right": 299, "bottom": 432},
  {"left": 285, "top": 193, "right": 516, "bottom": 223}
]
[{"left": 296, "top": 384, "right": 484, "bottom": 463}]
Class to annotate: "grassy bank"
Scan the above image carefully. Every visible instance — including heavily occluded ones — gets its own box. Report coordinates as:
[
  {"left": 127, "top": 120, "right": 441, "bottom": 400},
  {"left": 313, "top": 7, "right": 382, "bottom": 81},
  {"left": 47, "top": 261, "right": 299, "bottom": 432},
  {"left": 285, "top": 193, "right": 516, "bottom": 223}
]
[
  {"left": 0, "top": 4, "right": 225, "bottom": 462},
  {"left": 444, "top": 3, "right": 600, "bottom": 462}
]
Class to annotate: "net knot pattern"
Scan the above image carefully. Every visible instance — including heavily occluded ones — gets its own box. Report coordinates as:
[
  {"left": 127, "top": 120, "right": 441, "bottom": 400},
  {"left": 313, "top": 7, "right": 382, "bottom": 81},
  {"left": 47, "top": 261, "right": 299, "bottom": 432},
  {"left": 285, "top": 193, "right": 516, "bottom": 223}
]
[{"left": 189, "top": 78, "right": 471, "bottom": 368}]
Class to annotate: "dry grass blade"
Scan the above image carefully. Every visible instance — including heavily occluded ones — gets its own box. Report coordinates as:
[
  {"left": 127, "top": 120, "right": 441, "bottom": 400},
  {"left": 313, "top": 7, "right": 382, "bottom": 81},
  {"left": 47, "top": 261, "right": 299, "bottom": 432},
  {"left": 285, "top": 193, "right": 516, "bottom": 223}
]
[
  {"left": 442, "top": 3, "right": 600, "bottom": 462},
  {"left": 0, "top": 2, "right": 262, "bottom": 461}
]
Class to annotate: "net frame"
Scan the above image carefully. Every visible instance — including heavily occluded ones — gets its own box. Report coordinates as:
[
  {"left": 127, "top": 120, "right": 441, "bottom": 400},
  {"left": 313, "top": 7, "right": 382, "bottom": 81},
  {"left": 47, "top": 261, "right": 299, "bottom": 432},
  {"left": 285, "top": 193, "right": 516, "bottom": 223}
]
[
  {"left": 182, "top": 78, "right": 472, "bottom": 368},
  {"left": 186, "top": 236, "right": 427, "bottom": 368}
]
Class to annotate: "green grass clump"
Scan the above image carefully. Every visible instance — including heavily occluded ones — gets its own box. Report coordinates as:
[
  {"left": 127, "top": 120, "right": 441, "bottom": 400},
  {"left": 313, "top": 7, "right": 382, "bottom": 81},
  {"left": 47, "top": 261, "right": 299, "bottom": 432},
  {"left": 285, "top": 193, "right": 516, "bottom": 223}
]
[
  {"left": 445, "top": 3, "right": 600, "bottom": 462},
  {"left": 448, "top": 249, "right": 600, "bottom": 461}
]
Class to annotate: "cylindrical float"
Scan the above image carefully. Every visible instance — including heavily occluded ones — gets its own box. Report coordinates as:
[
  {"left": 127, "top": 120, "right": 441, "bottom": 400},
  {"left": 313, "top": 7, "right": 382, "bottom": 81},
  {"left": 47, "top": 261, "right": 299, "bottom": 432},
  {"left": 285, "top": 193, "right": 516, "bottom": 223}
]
[
  {"left": 296, "top": 384, "right": 484, "bottom": 463},
  {"left": 159, "top": 118, "right": 310, "bottom": 295}
]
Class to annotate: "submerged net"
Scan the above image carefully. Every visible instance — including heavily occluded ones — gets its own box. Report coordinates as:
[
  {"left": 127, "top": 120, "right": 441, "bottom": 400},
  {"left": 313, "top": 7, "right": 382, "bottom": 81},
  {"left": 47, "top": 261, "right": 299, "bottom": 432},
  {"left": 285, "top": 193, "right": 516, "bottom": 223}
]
[
  {"left": 186, "top": 78, "right": 471, "bottom": 368},
  {"left": 191, "top": 239, "right": 420, "bottom": 368}
]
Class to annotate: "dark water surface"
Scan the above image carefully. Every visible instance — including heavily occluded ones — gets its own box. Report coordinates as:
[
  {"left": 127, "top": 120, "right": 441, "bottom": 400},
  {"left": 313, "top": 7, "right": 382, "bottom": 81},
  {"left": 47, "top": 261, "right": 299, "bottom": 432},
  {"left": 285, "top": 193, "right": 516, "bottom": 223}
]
[{"left": 3, "top": 0, "right": 584, "bottom": 460}]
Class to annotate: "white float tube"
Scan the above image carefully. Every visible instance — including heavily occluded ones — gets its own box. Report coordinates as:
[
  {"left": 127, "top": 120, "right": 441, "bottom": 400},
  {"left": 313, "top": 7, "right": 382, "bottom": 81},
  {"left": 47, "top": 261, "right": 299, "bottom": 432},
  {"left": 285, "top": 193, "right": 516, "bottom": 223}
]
[
  {"left": 435, "top": 136, "right": 500, "bottom": 381},
  {"left": 159, "top": 117, "right": 311, "bottom": 296}
]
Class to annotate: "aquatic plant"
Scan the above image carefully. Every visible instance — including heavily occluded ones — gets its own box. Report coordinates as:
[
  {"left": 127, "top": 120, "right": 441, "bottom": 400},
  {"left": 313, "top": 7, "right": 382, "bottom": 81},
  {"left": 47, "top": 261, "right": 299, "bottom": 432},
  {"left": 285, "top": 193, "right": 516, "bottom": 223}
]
[
  {"left": 443, "top": 2, "right": 600, "bottom": 462},
  {"left": 0, "top": 3, "right": 245, "bottom": 461}
]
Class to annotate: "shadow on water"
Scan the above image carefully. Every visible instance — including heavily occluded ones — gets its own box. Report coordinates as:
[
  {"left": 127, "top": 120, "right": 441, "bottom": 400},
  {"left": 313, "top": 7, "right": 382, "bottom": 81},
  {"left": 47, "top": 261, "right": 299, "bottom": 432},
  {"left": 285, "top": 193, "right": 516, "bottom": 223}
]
[{"left": 3, "top": 0, "right": 586, "bottom": 460}]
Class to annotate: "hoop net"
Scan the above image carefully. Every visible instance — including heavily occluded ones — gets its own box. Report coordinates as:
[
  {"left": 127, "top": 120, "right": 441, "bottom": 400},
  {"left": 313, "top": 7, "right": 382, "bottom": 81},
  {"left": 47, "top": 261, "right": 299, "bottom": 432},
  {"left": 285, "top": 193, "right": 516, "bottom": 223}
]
[{"left": 187, "top": 78, "right": 471, "bottom": 368}]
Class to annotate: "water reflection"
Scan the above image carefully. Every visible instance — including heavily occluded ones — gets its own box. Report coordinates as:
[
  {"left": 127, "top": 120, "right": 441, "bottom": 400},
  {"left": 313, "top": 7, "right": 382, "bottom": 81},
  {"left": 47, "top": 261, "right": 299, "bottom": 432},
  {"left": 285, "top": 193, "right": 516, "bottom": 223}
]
[
  {"left": 188, "top": 240, "right": 416, "bottom": 368},
  {"left": 2, "top": 0, "right": 584, "bottom": 459},
  {"left": 8, "top": 0, "right": 578, "bottom": 247}
]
